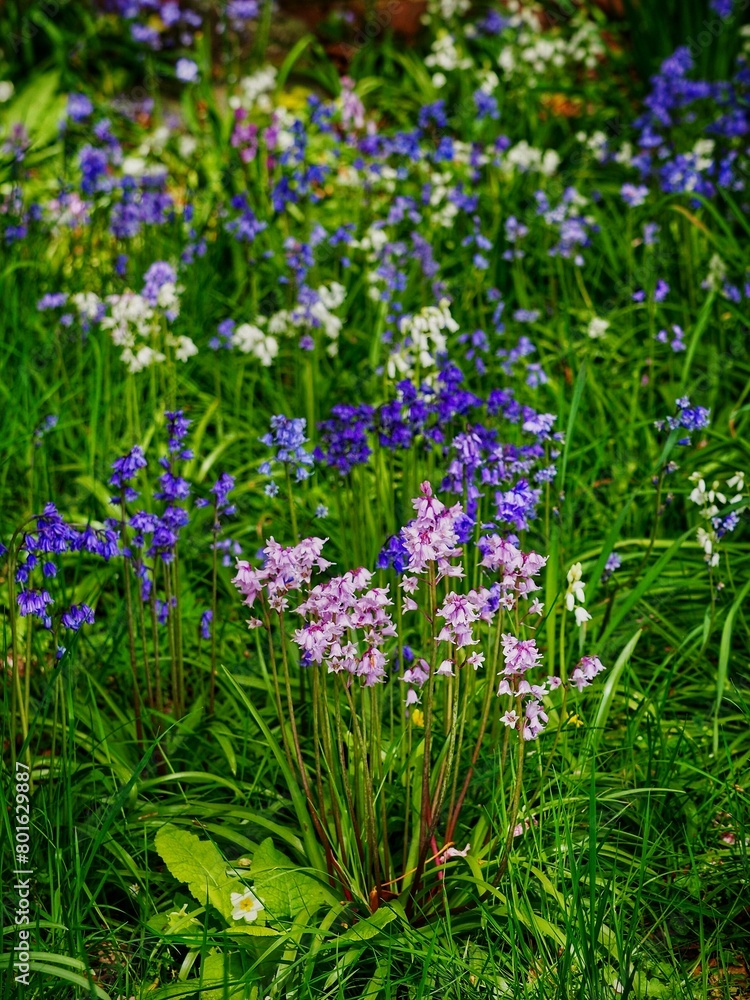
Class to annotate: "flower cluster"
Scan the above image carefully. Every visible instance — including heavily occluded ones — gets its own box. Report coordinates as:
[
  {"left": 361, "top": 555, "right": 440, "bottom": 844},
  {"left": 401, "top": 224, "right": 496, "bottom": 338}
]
[
  {"left": 293, "top": 568, "right": 397, "bottom": 686},
  {"left": 655, "top": 397, "right": 711, "bottom": 445},
  {"left": 232, "top": 537, "right": 331, "bottom": 617},
  {"left": 259, "top": 416, "right": 315, "bottom": 496},
  {"left": 689, "top": 470, "right": 746, "bottom": 567}
]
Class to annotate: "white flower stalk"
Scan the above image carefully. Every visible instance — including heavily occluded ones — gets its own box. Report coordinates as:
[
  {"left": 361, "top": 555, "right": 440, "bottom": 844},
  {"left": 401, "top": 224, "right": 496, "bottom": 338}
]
[
  {"left": 565, "top": 562, "right": 591, "bottom": 627},
  {"left": 428, "top": 0, "right": 470, "bottom": 19},
  {"left": 266, "top": 283, "right": 346, "bottom": 357},
  {"left": 234, "top": 322, "right": 278, "bottom": 366},
  {"left": 503, "top": 141, "right": 560, "bottom": 176},
  {"left": 701, "top": 253, "right": 727, "bottom": 292},
  {"left": 100, "top": 275, "right": 189, "bottom": 373},
  {"left": 688, "top": 470, "right": 746, "bottom": 568},
  {"left": 230, "top": 65, "right": 277, "bottom": 113},
  {"left": 425, "top": 32, "right": 472, "bottom": 75},
  {"left": 387, "top": 301, "right": 459, "bottom": 381}
]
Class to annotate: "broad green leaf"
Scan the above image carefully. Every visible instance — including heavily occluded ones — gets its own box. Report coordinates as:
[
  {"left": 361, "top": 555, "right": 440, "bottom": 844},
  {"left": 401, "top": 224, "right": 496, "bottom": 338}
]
[
  {"left": 3, "top": 71, "right": 66, "bottom": 149},
  {"left": 198, "top": 950, "right": 247, "bottom": 1000},
  {"left": 155, "top": 823, "right": 245, "bottom": 922},
  {"left": 251, "top": 837, "right": 339, "bottom": 919}
]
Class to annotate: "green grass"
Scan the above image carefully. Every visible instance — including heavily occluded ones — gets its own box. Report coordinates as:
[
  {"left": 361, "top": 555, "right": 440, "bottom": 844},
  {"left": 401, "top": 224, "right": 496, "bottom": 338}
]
[{"left": 2, "top": 2, "right": 750, "bottom": 998}]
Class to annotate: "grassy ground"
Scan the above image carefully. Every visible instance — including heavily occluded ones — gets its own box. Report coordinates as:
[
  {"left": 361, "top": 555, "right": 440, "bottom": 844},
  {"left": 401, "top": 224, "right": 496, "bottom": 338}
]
[{"left": 1, "top": 2, "right": 750, "bottom": 997}]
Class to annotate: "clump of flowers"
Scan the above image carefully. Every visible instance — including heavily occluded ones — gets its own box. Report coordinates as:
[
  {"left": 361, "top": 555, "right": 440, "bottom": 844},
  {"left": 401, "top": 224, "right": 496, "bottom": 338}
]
[
  {"left": 102, "top": 261, "right": 196, "bottom": 373},
  {"left": 655, "top": 396, "right": 711, "bottom": 445},
  {"left": 259, "top": 415, "right": 315, "bottom": 498},
  {"left": 231, "top": 481, "right": 605, "bottom": 913},
  {"left": 689, "top": 470, "right": 746, "bottom": 567}
]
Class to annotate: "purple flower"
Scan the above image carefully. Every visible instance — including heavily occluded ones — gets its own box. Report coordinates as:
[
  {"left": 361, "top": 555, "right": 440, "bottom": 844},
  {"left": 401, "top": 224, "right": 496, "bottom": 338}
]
[
  {"left": 316, "top": 405, "right": 374, "bottom": 475},
  {"left": 67, "top": 93, "right": 93, "bottom": 123},
  {"left": 18, "top": 589, "right": 53, "bottom": 620},
  {"left": 142, "top": 261, "right": 178, "bottom": 304},
  {"left": 61, "top": 604, "right": 95, "bottom": 631},
  {"left": 227, "top": 0, "right": 259, "bottom": 23},
  {"left": 474, "top": 89, "right": 500, "bottom": 121},
  {"left": 110, "top": 446, "right": 147, "bottom": 491},
  {"left": 165, "top": 411, "right": 192, "bottom": 456},
  {"left": 200, "top": 609, "right": 213, "bottom": 640},
  {"left": 601, "top": 553, "right": 621, "bottom": 582},
  {"left": 621, "top": 183, "right": 649, "bottom": 207},
  {"left": 211, "top": 473, "right": 235, "bottom": 511},
  {"left": 37, "top": 292, "right": 68, "bottom": 311},
  {"left": 710, "top": 0, "right": 734, "bottom": 16},
  {"left": 260, "top": 415, "right": 314, "bottom": 483}
]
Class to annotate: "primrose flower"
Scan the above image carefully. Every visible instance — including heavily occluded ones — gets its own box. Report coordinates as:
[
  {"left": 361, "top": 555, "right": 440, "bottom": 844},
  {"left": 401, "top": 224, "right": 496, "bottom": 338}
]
[{"left": 230, "top": 888, "right": 264, "bottom": 923}]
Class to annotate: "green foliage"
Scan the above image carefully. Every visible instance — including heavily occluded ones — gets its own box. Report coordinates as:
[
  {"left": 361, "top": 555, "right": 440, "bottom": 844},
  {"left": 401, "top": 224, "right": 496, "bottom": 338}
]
[
  {"left": 1, "top": 2, "right": 750, "bottom": 998},
  {"left": 154, "top": 823, "right": 248, "bottom": 923}
]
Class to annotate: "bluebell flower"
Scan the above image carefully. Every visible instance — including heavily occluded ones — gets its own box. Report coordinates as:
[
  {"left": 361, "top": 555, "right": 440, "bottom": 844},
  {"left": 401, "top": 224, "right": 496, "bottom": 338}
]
[
  {"left": 67, "top": 93, "right": 93, "bottom": 123},
  {"left": 110, "top": 445, "right": 147, "bottom": 496},
  {"left": 142, "top": 261, "right": 178, "bottom": 305},
  {"left": 601, "top": 553, "right": 622, "bottom": 582},
  {"left": 211, "top": 473, "right": 236, "bottom": 513},
  {"left": 37, "top": 293, "right": 68, "bottom": 310},
  {"left": 316, "top": 405, "right": 374, "bottom": 475},
  {"left": 260, "top": 415, "right": 315, "bottom": 485},
  {"left": 62, "top": 604, "right": 95, "bottom": 631},
  {"left": 165, "top": 411, "right": 192, "bottom": 456},
  {"left": 377, "top": 534, "right": 410, "bottom": 574},
  {"left": 474, "top": 90, "right": 500, "bottom": 121},
  {"left": 200, "top": 609, "right": 213, "bottom": 640},
  {"left": 18, "top": 589, "right": 53, "bottom": 620}
]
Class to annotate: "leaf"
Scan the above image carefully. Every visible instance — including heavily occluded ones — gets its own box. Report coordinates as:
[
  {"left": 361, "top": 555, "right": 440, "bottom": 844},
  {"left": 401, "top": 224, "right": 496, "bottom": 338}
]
[
  {"left": 251, "top": 837, "right": 339, "bottom": 920},
  {"left": 198, "top": 950, "right": 247, "bottom": 1000},
  {"left": 154, "top": 823, "right": 245, "bottom": 922},
  {"left": 0, "top": 953, "right": 110, "bottom": 999},
  {"left": 585, "top": 497, "right": 634, "bottom": 606},
  {"left": 220, "top": 666, "right": 327, "bottom": 873},
  {"left": 597, "top": 531, "right": 692, "bottom": 645},
  {"left": 333, "top": 900, "right": 406, "bottom": 945},
  {"left": 714, "top": 578, "right": 750, "bottom": 753},
  {"left": 680, "top": 291, "right": 716, "bottom": 391},
  {"left": 559, "top": 361, "right": 587, "bottom": 492},
  {"left": 588, "top": 630, "right": 642, "bottom": 754},
  {"left": 2, "top": 71, "right": 66, "bottom": 150}
]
